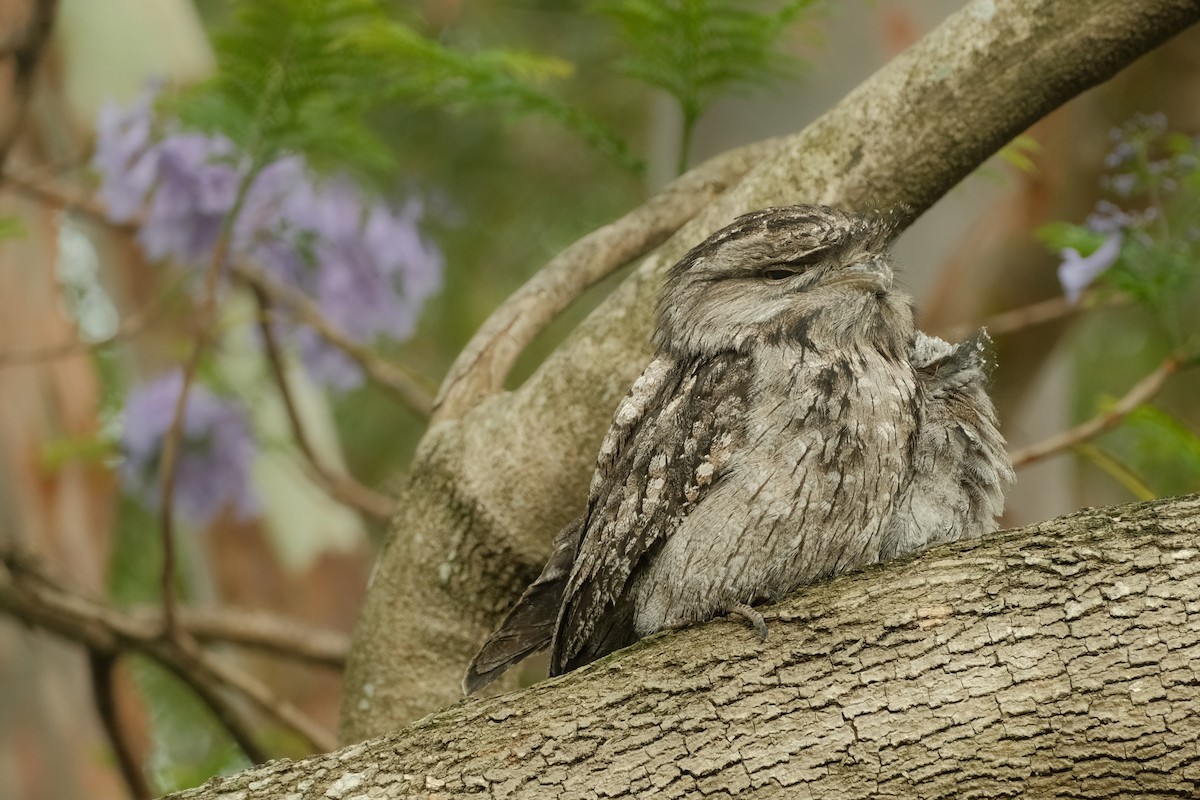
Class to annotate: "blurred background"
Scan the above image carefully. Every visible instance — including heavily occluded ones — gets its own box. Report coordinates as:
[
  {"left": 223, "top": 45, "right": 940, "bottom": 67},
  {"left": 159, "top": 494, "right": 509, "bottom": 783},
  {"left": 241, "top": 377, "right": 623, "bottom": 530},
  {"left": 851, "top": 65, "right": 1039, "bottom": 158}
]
[{"left": 1, "top": 0, "right": 1198, "bottom": 797}]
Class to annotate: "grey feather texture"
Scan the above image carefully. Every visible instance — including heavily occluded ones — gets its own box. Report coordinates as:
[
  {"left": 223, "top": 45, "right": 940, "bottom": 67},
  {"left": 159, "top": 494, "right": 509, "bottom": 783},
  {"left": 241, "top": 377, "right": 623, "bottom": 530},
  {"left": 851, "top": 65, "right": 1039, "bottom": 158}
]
[{"left": 463, "top": 205, "right": 1012, "bottom": 695}]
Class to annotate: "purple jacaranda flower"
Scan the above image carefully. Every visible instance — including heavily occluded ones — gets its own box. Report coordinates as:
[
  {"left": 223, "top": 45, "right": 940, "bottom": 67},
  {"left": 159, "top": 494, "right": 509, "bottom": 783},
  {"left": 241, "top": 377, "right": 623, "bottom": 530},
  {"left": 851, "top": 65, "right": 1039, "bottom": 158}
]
[
  {"left": 1058, "top": 232, "right": 1123, "bottom": 305},
  {"left": 255, "top": 177, "right": 444, "bottom": 389},
  {"left": 94, "top": 89, "right": 445, "bottom": 392},
  {"left": 138, "top": 134, "right": 243, "bottom": 264},
  {"left": 1086, "top": 201, "right": 1131, "bottom": 234},
  {"left": 120, "top": 371, "right": 258, "bottom": 528},
  {"left": 1103, "top": 173, "right": 1137, "bottom": 198},
  {"left": 93, "top": 86, "right": 160, "bottom": 221}
]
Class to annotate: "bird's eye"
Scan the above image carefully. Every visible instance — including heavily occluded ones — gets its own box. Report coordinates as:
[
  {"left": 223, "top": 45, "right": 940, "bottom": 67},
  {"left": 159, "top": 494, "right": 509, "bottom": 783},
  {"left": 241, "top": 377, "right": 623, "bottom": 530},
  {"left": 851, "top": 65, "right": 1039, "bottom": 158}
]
[
  {"left": 784, "top": 251, "right": 825, "bottom": 270},
  {"left": 763, "top": 268, "right": 797, "bottom": 282}
]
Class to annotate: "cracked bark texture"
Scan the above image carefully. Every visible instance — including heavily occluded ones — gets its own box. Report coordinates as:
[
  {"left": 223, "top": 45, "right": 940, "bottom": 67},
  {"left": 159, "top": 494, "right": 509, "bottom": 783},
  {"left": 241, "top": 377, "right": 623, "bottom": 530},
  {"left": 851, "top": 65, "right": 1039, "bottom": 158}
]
[
  {"left": 341, "top": 0, "right": 1200, "bottom": 740},
  {"left": 175, "top": 493, "right": 1200, "bottom": 799}
]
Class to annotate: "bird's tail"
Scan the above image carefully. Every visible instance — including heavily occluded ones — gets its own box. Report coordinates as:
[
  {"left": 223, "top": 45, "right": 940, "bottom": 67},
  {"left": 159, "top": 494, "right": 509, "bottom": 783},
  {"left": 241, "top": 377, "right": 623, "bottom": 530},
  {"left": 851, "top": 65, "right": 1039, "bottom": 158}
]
[{"left": 462, "top": 517, "right": 583, "bottom": 695}]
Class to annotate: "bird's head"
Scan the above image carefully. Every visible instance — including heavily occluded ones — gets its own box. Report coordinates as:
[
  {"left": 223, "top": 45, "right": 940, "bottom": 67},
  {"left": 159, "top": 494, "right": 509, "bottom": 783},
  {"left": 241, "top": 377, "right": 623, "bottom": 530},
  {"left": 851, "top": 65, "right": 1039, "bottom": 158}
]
[{"left": 654, "top": 205, "right": 916, "bottom": 359}]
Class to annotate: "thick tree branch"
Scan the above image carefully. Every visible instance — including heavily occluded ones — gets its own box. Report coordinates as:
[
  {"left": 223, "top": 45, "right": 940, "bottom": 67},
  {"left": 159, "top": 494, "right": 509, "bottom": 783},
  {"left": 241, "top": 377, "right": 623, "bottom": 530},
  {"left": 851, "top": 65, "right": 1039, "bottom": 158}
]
[
  {"left": 181, "top": 493, "right": 1200, "bottom": 798},
  {"left": 342, "top": 0, "right": 1200, "bottom": 740}
]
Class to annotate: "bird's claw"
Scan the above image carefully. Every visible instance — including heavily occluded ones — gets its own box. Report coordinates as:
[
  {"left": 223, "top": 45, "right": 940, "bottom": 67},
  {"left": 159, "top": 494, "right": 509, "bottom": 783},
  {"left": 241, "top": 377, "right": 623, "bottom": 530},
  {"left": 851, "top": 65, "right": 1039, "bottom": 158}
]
[{"left": 729, "top": 602, "right": 768, "bottom": 642}]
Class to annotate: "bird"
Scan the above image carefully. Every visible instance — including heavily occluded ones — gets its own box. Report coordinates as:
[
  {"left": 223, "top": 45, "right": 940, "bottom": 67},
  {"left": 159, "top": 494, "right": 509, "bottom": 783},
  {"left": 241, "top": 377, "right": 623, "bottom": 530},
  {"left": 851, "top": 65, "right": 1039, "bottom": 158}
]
[{"left": 463, "top": 204, "right": 1012, "bottom": 694}]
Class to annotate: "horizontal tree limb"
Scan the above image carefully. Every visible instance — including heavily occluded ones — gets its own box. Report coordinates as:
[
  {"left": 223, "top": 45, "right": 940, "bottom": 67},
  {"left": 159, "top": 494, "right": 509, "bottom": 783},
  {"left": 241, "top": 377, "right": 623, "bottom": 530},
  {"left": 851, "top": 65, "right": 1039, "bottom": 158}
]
[{"left": 177, "top": 493, "right": 1200, "bottom": 798}]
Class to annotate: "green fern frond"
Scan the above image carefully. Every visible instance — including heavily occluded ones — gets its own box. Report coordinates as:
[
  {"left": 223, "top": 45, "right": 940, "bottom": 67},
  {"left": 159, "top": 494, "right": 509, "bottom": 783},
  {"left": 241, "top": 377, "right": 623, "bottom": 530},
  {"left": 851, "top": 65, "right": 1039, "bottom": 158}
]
[
  {"left": 351, "top": 25, "right": 643, "bottom": 174},
  {"left": 597, "top": 0, "right": 821, "bottom": 173},
  {"left": 175, "top": 0, "right": 640, "bottom": 176},
  {"left": 174, "top": 0, "right": 394, "bottom": 173}
]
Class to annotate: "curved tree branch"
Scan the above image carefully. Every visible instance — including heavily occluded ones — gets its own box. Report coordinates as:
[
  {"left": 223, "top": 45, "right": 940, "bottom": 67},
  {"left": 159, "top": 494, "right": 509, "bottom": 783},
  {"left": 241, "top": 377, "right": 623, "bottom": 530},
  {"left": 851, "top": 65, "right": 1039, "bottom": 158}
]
[
  {"left": 179, "top": 493, "right": 1200, "bottom": 798},
  {"left": 432, "top": 137, "right": 784, "bottom": 422},
  {"left": 342, "top": 0, "right": 1200, "bottom": 741}
]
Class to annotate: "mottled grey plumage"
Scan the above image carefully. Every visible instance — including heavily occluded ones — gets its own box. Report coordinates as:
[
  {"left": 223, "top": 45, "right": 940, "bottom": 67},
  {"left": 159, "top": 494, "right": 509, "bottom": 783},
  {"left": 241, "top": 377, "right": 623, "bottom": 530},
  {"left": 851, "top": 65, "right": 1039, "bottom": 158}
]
[{"left": 463, "top": 205, "right": 1012, "bottom": 694}]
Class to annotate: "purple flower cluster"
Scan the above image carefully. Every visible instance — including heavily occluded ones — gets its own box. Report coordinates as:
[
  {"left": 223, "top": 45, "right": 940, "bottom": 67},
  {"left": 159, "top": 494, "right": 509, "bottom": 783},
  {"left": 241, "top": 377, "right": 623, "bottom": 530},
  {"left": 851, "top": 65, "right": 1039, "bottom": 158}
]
[
  {"left": 120, "top": 371, "right": 258, "bottom": 528},
  {"left": 239, "top": 162, "right": 444, "bottom": 390},
  {"left": 97, "top": 86, "right": 444, "bottom": 523},
  {"left": 92, "top": 87, "right": 444, "bottom": 390},
  {"left": 1056, "top": 114, "right": 1200, "bottom": 304}
]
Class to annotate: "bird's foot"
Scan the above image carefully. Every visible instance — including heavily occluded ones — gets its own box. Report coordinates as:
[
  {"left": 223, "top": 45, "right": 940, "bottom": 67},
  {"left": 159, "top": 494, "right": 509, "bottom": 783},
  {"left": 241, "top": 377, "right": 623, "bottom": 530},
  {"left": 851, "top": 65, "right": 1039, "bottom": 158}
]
[{"left": 728, "top": 603, "right": 768, "bottom": 642}]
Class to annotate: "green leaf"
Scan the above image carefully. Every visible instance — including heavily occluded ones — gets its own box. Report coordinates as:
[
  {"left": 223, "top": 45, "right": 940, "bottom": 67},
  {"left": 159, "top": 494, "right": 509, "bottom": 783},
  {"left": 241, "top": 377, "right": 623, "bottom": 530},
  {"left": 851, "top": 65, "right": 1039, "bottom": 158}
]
[
  {"left": 175, "top": 0, "right": 640, "bottom": 176},
  {"left": 173, "top": 0, "right": 395, "bottom": 174},
  {"left": 997, "top": 134, "right": 1041, "bottom": 175},
  {"left": 0, "top": 214, "right": 26, "bottom": 240},
  {"left": 1122, "top": 405, "right": 1200, "bottom": 495},
  {"left": 1034, "top": 221, "right": 1106, "bottom": 254}
]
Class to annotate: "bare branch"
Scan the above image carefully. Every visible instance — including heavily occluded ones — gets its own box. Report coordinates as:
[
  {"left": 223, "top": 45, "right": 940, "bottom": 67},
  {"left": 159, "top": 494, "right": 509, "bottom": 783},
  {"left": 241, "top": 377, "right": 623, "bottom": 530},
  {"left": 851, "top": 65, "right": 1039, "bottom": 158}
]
[
  {"left": 233, "top": 264, "right": 435, "bottom": 418},
  {"left": 0, "top": 544, "right": 268, "bottom": 760},
  {"left": 1011, "top": 352, "right": 1194, "bottom": 468},
  {"left": 87, "top": 652, "right": 153, "bottom": 800},
  {"left": 0, "top": 280, "right": 184, "bottom": 366},
  {"left": 250, "top": 285, "right": 397, "bottom": 520},
  {"left": 163, "top": 606, "right": 348, "bottom": 668},
  {"left": 0, "top": 543, "right": 337, "bottom": 758},
  {"left": 935, "top": 291, "right": 1125, "bottom": 342},
  {"left": 156, "top": 227, "right": 235, "bottom": 633},
  {"left": 3, "top": 161, "right": 116, "bottom": 223},
  {"left": 433, "top": 138, "right": 784, "bottom": 421}
]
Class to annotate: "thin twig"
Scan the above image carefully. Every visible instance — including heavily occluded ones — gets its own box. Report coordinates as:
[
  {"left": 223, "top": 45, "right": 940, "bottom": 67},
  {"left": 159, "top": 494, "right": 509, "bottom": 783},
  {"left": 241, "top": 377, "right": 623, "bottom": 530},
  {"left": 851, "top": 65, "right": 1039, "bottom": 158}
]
[
  {"left": 0, "top": 546, "right": 268, "bottom": 760},
  {"left": 0, "top": 545, "right": 336, "bottom": 756},
  {"left": 157, "top": 606, "right": 348, "bottom": 668},
  {"left": 179, "top": 636, "right": 336, "bottom": 753},
  {"left": 87, "top": 652, "right": 153, "bottom": 800},
  {"left": 234, "top": 263, "right": 435, "bottom": 417},
  {"left": 3, "top": 161, "right": 117, "bottom": 224},
  {"left": 1073, "top": 443, "right": 1157, "bottom": 500},
  {"left": 250, "top": 284, "right": 397, "bottom": 520},
  {"left": 937, "top": 291, "right": 1125, "bottom": 342},
  {"left": 156, "top": 231, "right": 233, "bottom": 634},
  {"left": 0, "top": 280, "right": 183, "bottom": 366},
  {"left": 1011, "top": 352, "right": 1193, "bottom": 468},
  {"left": 432, "top": 137, "right": 784, "bottom": 422}
]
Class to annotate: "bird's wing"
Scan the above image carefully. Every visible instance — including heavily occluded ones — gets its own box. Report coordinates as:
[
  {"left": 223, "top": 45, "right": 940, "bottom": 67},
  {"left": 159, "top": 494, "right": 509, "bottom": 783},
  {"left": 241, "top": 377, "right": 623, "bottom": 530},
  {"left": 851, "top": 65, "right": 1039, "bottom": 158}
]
[
  {"left": 462, "top": 517, "right": 583, "bottom": 694},
  {"left": 904, "top": 330, "right": 1013, "bottom": 547},
  {"left": 550, "top": 351, "right": 751, "bottom": 674}
]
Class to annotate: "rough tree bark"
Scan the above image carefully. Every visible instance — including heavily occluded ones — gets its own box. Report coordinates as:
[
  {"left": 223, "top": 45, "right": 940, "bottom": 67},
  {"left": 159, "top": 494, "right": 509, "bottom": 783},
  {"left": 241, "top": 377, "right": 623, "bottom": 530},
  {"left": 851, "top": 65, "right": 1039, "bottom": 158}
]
[
  {"left": 341, "top": 0, "right": 1200, "bottom": 742},
  {"left": 173, "top": 493, "right": 1200, "bottom": 798}
]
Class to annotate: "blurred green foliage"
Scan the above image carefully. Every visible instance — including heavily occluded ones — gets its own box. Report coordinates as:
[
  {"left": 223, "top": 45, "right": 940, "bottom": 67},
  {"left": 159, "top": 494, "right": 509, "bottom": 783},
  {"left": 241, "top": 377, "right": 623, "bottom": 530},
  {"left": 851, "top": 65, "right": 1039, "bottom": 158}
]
[
  {"left": 177, "top": 0, "right": 638, "bottom": 175},
  {"left": 0, "top": 214, "right": 25, "bottom": 240},
  {"left": 1038, "top": 115, "right": 1200, "bottom": 501}
]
